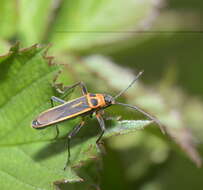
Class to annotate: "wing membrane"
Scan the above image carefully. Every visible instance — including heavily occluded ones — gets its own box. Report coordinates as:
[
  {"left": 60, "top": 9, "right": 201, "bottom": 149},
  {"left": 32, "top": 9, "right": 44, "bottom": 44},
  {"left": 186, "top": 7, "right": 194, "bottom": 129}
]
[{"left": 36, "top": 96, "right": 90, "bottom": 126}]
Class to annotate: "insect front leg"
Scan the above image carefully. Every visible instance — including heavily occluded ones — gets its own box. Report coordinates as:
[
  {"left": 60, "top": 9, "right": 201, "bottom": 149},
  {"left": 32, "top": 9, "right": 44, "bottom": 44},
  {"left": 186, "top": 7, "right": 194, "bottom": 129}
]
[
  {"left": 64, "top": 120, "right": 85, "bottom": 170},
  {"left": 50, "top": 96, "right": 66, "bottom": 139},
  {"left": 95, "top": 112, "right": 106, "bottom": 144}
]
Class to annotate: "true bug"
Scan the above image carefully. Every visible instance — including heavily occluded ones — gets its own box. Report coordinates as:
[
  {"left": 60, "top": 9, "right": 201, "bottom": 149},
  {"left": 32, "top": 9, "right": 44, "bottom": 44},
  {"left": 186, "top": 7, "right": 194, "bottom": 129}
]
[{"left": 32, "top": 71, "right": 165, "bottom": 170}]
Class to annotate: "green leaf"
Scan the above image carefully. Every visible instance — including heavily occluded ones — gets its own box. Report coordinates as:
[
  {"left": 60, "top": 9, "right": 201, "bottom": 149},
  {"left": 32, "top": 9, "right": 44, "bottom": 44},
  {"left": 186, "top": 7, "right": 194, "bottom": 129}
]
[
  {"left": 0, "top": 43, "right": 80, "bottom": 189},
  {"left": 0, "top": 44, "right": 152, "bottom": 189},
  {"left": 105, "top": 120, "right": 152, "bottom": 137},
  {"left": 18, "top": 0, "right": 54, "bottom": 44},
  {"left": 16, "top": 0, "right": 164, "bottom": 53},
  {"left": 0, "top": 0, "right": 17, "bottom": 39},
  {"left": 50, "top": 0, "right": 163, "bottom": 53}
]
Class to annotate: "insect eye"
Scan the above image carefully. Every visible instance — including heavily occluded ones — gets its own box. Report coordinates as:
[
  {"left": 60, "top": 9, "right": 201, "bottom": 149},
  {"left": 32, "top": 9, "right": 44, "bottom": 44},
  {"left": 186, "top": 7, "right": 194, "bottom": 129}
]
[{"left": 91, "top": 98, "right": 98, "bottom": 106}]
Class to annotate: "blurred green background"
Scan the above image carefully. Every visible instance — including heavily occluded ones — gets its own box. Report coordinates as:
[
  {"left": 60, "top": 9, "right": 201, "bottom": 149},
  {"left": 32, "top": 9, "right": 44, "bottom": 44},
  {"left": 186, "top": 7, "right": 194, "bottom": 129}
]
[{"left": 0, "top": 0, "right": 203, "bottom": 189}]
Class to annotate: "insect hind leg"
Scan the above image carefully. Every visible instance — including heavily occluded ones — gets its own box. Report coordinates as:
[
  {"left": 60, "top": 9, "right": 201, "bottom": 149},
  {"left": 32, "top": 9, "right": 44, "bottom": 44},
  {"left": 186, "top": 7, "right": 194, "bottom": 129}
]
[
  {"left": 64, "top": 120, "right": 85, "bottom": 170},
  {"left": 63, "top": 81, "right": 88, "bottom": 96},
  {"left": 50, "top": 96, "right": 66, "bottom": 139},
  {"left": 51, "top": 96, "right": 66, "bottom": 105}
]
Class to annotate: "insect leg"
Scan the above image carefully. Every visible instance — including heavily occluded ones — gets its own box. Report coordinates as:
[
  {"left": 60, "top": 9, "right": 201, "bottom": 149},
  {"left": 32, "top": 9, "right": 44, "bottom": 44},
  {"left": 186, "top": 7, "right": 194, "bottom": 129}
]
[
  {"left": 50, "top": 96, "right": 65, "bottom": 139},
  {"left": 64, "top": 120, "right": 85, "bottom": 170},
  {"left": 95, "top": 113, "right": 106, "bottom": 144},
  {"left": 51, "top": 96, "right": 66, "bottom": 105},
  {"left": 63, "top": 81, "right": 88, "bottom": 95}
]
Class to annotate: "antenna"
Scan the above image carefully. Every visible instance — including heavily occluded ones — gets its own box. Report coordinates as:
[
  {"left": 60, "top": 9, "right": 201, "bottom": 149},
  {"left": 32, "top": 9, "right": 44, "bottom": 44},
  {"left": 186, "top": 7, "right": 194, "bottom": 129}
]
[
  {"left": 115, "top": 102, "right": 166, "bottom": 134},
  {"left": 114, "top": 70, "right": 144, "bottom": 99}
]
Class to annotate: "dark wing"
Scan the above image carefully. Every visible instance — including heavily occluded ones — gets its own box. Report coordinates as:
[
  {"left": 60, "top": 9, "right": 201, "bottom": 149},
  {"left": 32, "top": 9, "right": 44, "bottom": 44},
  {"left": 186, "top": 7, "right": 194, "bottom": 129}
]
[{"left": 34, "top": 96, "right": 90, "bottom": 127}]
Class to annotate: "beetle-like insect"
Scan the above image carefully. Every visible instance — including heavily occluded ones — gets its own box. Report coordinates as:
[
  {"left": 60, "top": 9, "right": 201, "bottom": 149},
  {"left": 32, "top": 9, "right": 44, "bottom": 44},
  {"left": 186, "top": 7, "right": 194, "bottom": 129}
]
[{"left": 32, "top": 71, "right": 165, "bottom": 170}]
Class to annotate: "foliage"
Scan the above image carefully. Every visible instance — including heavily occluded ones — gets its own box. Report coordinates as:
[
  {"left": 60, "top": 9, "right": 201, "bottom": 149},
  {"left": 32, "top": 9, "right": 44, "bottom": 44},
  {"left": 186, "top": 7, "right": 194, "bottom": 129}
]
[{"left": 0, "top": 0, "right": 203, "bottom": 189}]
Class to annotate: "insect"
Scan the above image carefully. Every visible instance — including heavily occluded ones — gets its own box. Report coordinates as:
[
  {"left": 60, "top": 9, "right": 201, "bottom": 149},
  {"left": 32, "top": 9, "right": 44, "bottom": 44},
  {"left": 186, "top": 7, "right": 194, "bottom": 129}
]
[{"left": 32, "top": 71, "right": 165, "bottom": 170}]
